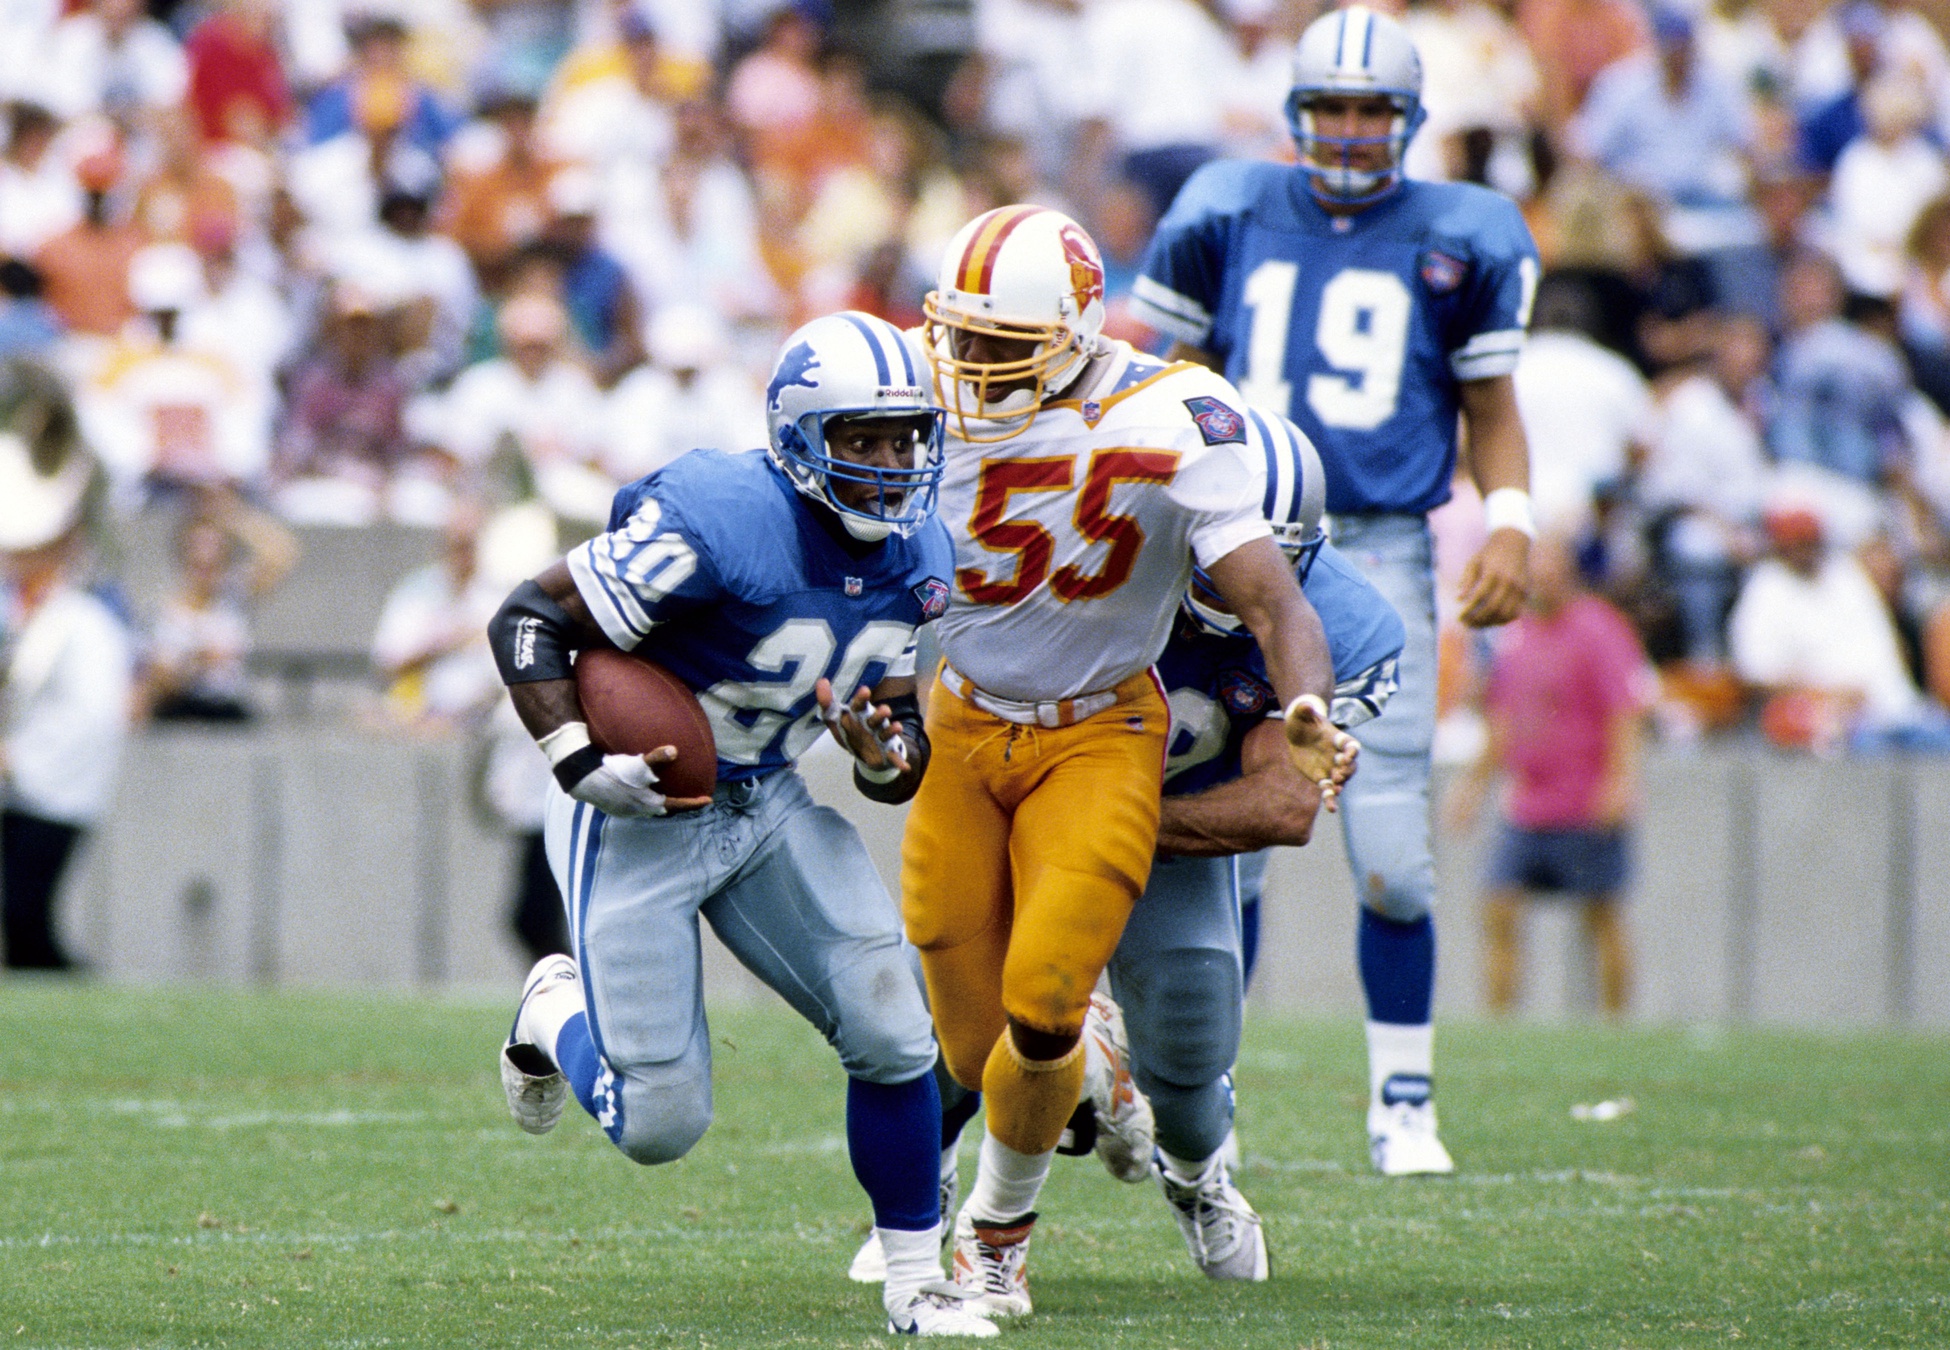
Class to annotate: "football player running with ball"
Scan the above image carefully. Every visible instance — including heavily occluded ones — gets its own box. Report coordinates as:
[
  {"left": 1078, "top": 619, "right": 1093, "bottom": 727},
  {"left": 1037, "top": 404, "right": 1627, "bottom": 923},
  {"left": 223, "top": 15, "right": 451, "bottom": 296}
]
[
  {"left": 903, "top": 205, "right": 1357, "bottom": 1317},
  {"left": 487, "top": 313, "right": 996, "bottom": 1338},
  {"left": 1131, "top": 4, "right": 1541, "bottom": 1176}
]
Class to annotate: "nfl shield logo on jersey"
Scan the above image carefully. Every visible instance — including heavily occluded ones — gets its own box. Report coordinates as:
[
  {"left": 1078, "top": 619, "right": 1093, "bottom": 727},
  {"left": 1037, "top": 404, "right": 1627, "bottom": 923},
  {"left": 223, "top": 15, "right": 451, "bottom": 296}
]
[
  {"left": 913, "top": 577, "right": 950, "bottom": 620},
  {"left": 1419, "top": 250, "right": 1469, "bottom": 294},
  {"left": 844, "top": 576, "right": 864, "bottom": 597},
  {"left": 1220, "top": 670, "right": 1271, "bottom": 716},
  {"left": 1182, "top": 396, "right": 1246, "bottom": 445}
]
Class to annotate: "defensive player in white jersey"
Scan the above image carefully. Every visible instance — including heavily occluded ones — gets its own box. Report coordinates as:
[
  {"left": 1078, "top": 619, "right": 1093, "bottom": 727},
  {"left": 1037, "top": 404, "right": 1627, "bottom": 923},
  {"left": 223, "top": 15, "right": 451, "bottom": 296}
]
[
  {"left": 899, "top": 204, "right": 1358, "bottom": 1317},
  {"left": 1132, "top": 4, "right": 1539, "bottom": 1176}
]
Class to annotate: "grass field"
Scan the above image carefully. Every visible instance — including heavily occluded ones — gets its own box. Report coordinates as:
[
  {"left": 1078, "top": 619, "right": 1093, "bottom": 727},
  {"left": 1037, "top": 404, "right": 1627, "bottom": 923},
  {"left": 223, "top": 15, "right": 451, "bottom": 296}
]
[{"left": 2, "top": 983, "right": 1945, "bottom": 1349}]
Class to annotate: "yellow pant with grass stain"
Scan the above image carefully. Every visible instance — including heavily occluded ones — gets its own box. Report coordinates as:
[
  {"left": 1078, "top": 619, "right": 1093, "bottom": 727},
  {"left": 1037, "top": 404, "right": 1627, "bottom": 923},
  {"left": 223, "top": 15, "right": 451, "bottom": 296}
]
[{"left": 900, "top": 667, "right": 1167, "bottom": 1155}]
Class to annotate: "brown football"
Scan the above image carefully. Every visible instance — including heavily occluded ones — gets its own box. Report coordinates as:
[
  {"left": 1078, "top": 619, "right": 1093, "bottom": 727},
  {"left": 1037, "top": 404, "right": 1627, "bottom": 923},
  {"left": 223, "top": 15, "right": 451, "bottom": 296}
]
[{"left": 574, "top": 648, "right": 717, "bottom": 800}]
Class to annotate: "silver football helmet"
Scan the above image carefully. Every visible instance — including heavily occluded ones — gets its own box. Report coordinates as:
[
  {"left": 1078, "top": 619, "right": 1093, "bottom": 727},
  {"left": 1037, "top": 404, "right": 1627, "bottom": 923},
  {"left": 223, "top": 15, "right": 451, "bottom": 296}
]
[
  {"left": 1285, "top": 5, "right": 1426, "bottom": 205},
  {"left": 1184, "top": 406, "right": 1327, "bottom": 637}
]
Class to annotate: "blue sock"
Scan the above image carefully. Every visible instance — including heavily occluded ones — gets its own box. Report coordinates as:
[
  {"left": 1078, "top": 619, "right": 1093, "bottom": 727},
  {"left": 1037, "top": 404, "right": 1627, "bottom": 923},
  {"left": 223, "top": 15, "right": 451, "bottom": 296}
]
[
  {"left": 1240, "top": 894, "right": 1262, "bottom": 991},
  {"left": 1358, "top": 909, "right": 1435, "bottom": 1026},
  {"left": 848, "top": 1073, "right": 942, "bottom": 1232},
  {"left": 940, "top": 1080, "right": 981, "bottom": 1153},
  {"left": 554, "top": 1012, "right": 603, "bottom": 1118}
]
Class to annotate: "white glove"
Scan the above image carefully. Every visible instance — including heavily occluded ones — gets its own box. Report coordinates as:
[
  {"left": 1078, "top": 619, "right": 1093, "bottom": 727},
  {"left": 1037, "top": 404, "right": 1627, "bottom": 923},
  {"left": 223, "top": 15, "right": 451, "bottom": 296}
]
[{"left": 568, "top": 752, "right": 671, "bottom": 818}]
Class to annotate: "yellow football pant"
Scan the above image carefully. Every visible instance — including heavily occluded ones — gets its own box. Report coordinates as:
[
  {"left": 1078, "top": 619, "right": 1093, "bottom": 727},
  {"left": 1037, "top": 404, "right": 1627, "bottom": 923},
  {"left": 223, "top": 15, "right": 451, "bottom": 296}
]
[{"left": 901, "top": 668, "right": 1168, "bottom": 1156}]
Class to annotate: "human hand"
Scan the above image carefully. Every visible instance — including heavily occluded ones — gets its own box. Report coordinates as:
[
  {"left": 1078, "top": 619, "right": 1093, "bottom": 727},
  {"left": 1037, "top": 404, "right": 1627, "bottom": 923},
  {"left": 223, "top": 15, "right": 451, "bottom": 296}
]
[
  {"left": 815, "top": 678, "right": 909, "bottom": 776},
  {"left": 1283, "top": 695, "right": 1359, "bottom": 812},
  {"left": 1457, "top": 529, "right": 1530, "bottom": 628},
  {"left": 566, "top": 746, "right": 713, "bottom": 816}
]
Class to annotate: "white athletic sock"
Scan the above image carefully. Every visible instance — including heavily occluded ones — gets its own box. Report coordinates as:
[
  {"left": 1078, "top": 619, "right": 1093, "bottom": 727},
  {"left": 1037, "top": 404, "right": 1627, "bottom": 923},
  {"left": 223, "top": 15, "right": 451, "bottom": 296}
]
[
  {"left": 1366, "top": 1019, "right": 1434, "bottom": 1103},
  {"left": 1158, "top": 1147, "right": 1217, "bottom": 1186},
  {"left": 520, "top": 983, "right": 584, "bottom": 1071},
  {"left": 879, "top": 1225, "right": 945, "bottom": 1307},
  {"left": 963, "top": 1131, "right": 1053, "bottom": 1224}
]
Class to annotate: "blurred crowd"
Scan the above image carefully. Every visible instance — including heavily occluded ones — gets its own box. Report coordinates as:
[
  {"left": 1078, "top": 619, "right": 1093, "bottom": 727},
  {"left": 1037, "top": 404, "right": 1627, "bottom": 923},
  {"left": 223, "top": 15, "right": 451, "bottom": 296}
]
[{"left": 8, "top": 0, "right": 1950, "bottom": 961}]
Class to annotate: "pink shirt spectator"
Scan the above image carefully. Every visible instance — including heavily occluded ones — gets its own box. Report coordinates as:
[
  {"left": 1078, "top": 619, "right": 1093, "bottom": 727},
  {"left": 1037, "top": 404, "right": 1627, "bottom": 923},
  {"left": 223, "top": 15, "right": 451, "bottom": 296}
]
[{"left": 1486, "top": 594, "right": 1649, "bottom": 829}]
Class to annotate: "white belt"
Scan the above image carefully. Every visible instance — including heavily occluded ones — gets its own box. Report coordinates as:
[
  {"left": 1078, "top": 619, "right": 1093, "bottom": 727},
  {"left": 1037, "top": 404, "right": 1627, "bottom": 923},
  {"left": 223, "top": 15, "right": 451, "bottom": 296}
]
[{"left": 939, "top": 664, "right": 1121, "bottom": 728}]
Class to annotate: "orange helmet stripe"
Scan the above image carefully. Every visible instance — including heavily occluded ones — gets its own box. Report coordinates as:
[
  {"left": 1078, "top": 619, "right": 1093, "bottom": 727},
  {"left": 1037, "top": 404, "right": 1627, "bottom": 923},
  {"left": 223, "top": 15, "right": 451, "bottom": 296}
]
[{"left": 956, "top": 205, "right": 1043, "bottom": 296}]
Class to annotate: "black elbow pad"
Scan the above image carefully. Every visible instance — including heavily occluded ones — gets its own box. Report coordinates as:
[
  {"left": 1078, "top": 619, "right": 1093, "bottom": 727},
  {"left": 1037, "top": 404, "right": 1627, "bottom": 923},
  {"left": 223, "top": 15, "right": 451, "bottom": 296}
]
[{"left": 489, "top": 579, "right": 579, "bottom": 684}]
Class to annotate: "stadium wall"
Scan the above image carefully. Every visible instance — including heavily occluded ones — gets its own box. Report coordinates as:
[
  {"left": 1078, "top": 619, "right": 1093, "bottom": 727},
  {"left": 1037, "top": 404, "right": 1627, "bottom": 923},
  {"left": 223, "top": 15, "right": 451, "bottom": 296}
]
[{"left": 55, "top": 729, "right": 1950, "bottom": 1029}]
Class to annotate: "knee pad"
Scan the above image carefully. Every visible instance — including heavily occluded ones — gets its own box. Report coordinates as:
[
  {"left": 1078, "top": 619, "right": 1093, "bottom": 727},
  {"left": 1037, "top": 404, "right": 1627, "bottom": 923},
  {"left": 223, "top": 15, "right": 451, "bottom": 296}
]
[
  {"left": 612, "top": 1086, "right": 712, "bottom": 1166},
  {"left": 1126, "top": 949, "right": 1241, "bottom": 1091},
  {"left": 1342, "top": 783, "right": 1435, "bottom": 924},
  {"left": 829, "top": 950, "right": 939, "bottom": 1085}
]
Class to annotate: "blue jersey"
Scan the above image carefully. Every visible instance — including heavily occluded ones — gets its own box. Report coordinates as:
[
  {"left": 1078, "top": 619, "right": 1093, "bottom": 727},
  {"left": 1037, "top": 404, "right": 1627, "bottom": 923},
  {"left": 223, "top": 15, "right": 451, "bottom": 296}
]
[
  {"left": 568, "top": 449, "right": 955, "bottom": 782},
  {"left": 1160, "top": 541, "right": 1405, "bottom": 797},
  {"left": 1132, "top": 165, "right": 1540, "bottom": 517}
]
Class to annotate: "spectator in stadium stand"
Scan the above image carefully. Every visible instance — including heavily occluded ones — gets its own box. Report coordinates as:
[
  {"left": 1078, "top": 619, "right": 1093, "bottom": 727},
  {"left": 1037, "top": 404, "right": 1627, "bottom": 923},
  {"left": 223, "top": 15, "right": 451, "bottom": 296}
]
[
  {"left": 724, "top": 2, "right": 825, "bottom": 162},
  {"left": 1510, "top": 274, "right": 1651, "bottom": 536},
  {"left": 1826, "top": 74, "right": 1946, "bottom": 300},
  {"left": 1068, "top": 0, "right": 1249, "bottom": 219},
  {"left": 538, "top": 6, "right": 683, "bottom": 177},
  {"left": 1445, "top": 532, "right": 1650, "bottom": 1017},
  {"left": 179, "top": 206, "right": 296, "bottom": 408},
  {"left": 1401, "top": 0, "right": 1542, "bottom": 191},
  {"left": 273, "top": 282, "right": 415, "bottom": 525},
  {"left": 79, "top": 243, "right": 272, "bottom": 503},
  {"left": 1900, "top": 192, "right": 1950, "bottom": 415},
  {"left": 327, "top": 176, "right": 482, "bottom": 389},
  {"left": 602, "top": 302, "right": 766, "bottom": 481},
  {"left": 131, "top": 110, "right": 242, "bottom": 251},
  {"left": 1769, "top": 251, "right": 1912, "bottom": 493},
  {"left": 1636, "top": 312, "right": 1775, "bottom": 667},
  {"left": 1729, "top": 492, "right": 1950, "bottom": 752},
  {"left": 33, "top": 148, "right": 141, "bottom": 343},
  {"left": 1570, "top": 4, "right": 1774, "bottom": 320},
  {"left": 1791, "top": 0, "right": 1950, "bottom": 165},
  {"left": 305, "top": 12, "right": 457, "bottom": 157},
  {"left": 437, "top": 90, "right": 564, "bottom": 291},
  {"left": 1514, "top": 0, "right": 1647, "bottom": 133},
  {"left": 0, "top": 262, "right": 61, "bottom": 361},
  {"left": 0, "top": 417, "right": 132, "bottom": 973},
  {"left": 183, "top": 0, "right": 293, "bottom": 145},
  {"left": 142, "top": 487, "right": 298, "bottom": 724},
  {"left": 371, "top": 498, "right": 509, "bottom": 728},
  {"left": 427, "top": 291, "right": 610, "bottom": 524},
  {"left": 538, "top": 167, "right": 644, "bottom": 386},
  {"left": 0, "top": 105, "right": 82, "bottom": 263},
  {"left": 41, "top": 0, "right": 189, "bottom": 122},
  {"left": 604, "top": 98, "right": 783, "bottom": 328}
]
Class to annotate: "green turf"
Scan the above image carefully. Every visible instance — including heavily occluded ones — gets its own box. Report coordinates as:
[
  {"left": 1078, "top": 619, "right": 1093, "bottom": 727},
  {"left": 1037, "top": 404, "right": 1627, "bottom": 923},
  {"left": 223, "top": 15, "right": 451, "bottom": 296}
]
[{"left": 2, "top": 983, "right": 1945, "bottom": 1349}]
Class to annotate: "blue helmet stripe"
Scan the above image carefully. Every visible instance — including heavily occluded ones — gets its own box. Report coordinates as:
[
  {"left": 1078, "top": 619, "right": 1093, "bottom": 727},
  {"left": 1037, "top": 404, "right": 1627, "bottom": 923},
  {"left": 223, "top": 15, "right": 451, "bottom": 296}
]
[
  {"left": 840, "top": 312, "right": 892, "bottom": 385},
  {"left": 1335, "top": 9, "right": 1351, "bottom": 68},
  {"left": 1248, "top": 409, "right": 1280, "bottom": 519},
  {"left": 1360, "top": 7, "right": 1374, "bottom": 64}
]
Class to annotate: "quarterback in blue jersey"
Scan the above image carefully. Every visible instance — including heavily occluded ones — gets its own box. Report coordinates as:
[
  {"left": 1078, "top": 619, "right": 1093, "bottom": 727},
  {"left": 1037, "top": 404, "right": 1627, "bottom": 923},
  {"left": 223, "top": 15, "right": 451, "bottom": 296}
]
[
  {"left": 485, "top": 312, "right": 997, "bottom": 1339},
  {"left": 1131, "top": 4, "right": 1539, "bottom": 1176}
]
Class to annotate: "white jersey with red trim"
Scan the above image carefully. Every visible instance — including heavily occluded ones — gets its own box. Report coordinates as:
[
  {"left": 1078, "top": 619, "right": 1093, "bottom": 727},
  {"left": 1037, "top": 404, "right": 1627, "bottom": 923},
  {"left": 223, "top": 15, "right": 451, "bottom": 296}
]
[{"left": 930, "top": 339, "right": 1271, "bottom": 703}]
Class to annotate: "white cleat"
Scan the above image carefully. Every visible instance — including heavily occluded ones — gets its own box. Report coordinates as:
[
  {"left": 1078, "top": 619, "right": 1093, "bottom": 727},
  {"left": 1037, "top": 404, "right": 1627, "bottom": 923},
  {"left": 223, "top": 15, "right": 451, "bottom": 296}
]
[
  {"left": 950, "top": 1209, "right": 1035, "bottom": 1318},
  {"left": 500, "top": 954, "right": 579, "bottom": 1135},
  {"left": 1369, "top": 1075, "right": 1455, "bottom": 1176},
  {"left": 1081, "top": 992, "right": 1155, "bottom": 1184},
  {"left": 886, "top": 1281, "right": 999, "bottom": 1338},
  {"left": 1157, "top": 1154, "right": 1270, "bottom": 1282},
  {"left": 850, "top": 1158, "right": 959, "bottom": 1283}
]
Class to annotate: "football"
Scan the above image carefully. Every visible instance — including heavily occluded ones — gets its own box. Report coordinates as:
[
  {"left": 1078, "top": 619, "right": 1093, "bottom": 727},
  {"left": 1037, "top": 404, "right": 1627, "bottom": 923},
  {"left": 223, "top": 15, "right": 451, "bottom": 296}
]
[{"left": 574, "top": 647, "right": 718, "bottom": 800}]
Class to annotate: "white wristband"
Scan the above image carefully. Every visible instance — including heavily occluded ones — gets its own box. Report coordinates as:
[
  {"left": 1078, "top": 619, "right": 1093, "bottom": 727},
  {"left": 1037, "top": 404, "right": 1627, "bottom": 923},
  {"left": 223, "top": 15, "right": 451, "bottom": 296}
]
[
  {"left": 855, "top": 758, "right": 903, "bottom": 784},
  {"left": 1482, "top": 487, "right": 1536, "bottom": 540},
  {"left": 1283, "top": 693, "right": 1329, "bottom": 722},
  {"left": 537, "top": 720, "right": 593, "bottom": 766}
]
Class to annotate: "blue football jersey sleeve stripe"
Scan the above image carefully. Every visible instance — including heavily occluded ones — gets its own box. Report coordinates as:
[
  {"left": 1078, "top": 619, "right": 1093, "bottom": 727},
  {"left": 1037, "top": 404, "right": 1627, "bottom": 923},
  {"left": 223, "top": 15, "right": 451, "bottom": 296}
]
[{"left": 1130, "top": 275, "right": 1212, "bottom": 344}]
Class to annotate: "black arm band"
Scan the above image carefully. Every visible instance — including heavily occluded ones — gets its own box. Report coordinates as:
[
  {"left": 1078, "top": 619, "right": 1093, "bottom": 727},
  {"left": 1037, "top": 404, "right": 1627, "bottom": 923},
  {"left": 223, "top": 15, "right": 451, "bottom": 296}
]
[
  {"left": 489, "top": 580, "right": 579, "bottom": 684},
  {"left": 853, "top": 692, "right": 930, "bottom": 805},
  {"left": 552, "top": 744, "right": 605, "bottom": 792}
]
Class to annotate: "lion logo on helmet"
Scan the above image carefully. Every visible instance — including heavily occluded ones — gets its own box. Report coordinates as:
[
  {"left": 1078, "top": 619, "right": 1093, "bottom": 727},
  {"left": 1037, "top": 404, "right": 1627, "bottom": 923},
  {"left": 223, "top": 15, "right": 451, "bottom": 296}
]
[{"left": 1058, "top": 223, "right": 1104, "bottom": 315}]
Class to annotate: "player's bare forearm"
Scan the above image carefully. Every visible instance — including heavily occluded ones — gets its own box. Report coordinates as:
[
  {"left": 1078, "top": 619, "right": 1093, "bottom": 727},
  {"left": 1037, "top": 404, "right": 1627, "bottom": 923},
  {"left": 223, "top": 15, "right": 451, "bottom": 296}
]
[
  {"left": 500, "top": 560, "right": 612, "bottom": 741},
  {"left": 1457, "top": 374, "right": 1531, "bottom": 627},
  {"left": 1202, "top": 536, "right": 1334, "bottom": 708},
  {"left": 1165, "top": 341, "right": 1223, "bottom": 372},
  {"left": 1157, "top": 722, "right": 1321, "bottom": 855}
]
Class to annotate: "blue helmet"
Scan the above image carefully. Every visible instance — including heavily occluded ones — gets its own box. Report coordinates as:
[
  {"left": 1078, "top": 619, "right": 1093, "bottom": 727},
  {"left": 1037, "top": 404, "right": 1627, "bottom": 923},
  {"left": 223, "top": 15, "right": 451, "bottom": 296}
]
[
  {"left": 764, "top": 312, "right": 946, "bottom": 541},
  {"left": 1285, "top": 5, "right": 1426, "bottom": 206},
  {"left": 1185, "top": 406, "right": 1327, "bottom": 636}
]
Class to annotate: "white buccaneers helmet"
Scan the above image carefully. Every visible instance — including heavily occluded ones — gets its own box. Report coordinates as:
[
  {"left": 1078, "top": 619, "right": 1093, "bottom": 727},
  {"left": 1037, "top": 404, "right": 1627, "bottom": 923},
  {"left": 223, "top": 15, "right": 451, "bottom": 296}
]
[
  {"left": 1184, "top": 406, "right": 1327, "bottom": 636},
  {"left": 764, "top": 311, "right": 945, "bottom": 542},
  {"left": 1285, "top": 5, "right": 1426, "bottom": 205},
  {"left": 922, "top": 205, "right": 1108, "bottom": 443}
]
